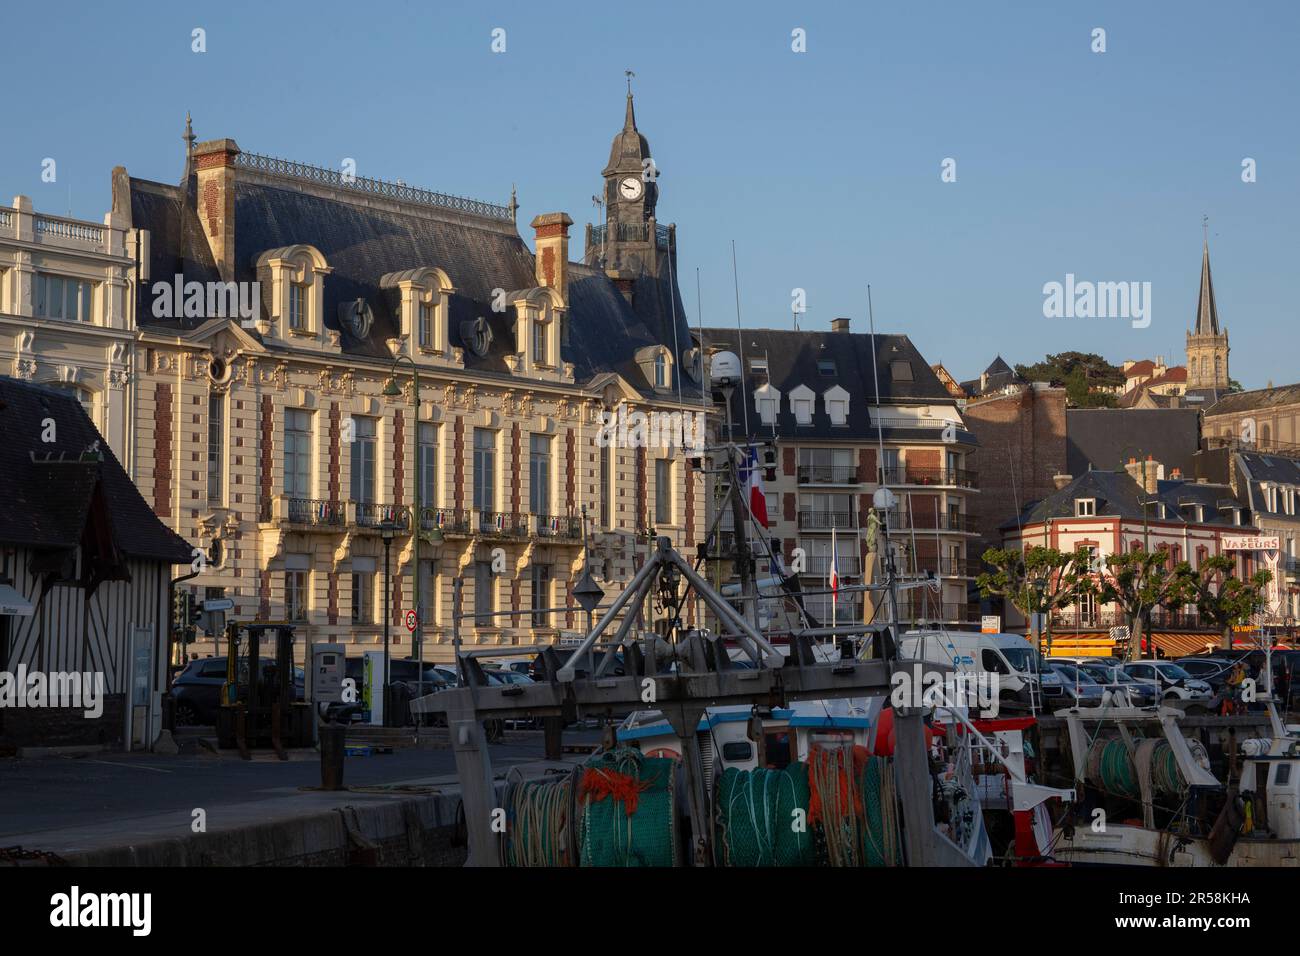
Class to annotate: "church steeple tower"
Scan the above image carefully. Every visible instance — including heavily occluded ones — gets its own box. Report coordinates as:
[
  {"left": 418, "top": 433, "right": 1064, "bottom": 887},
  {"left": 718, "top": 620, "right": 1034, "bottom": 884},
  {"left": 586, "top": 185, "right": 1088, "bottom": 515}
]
[
  {"left": 1186, "top": 220, "right": 1230, "bottom": 391},
  {"left": 587, "top": 74, "right": 662, "bottom": 282}
]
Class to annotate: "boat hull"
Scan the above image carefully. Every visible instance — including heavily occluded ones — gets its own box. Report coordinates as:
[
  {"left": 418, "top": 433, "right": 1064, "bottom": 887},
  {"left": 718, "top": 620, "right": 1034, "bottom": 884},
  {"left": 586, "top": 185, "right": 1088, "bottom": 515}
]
[{"left": 1055, "top": 824, "right": 1300, "bottom": 867}]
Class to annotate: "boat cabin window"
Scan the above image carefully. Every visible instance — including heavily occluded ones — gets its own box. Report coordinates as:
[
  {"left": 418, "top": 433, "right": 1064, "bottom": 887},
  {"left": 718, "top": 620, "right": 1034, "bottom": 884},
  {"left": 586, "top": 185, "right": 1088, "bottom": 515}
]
[
  {"left": 1276, "top": 763, "right": 1292, "bottom": 786},
  {"left": 764, "top": 731, "right": 792, "bottom": 770},
  {"left": 722, "top": 741, "right": 753, "bottom": 763}
]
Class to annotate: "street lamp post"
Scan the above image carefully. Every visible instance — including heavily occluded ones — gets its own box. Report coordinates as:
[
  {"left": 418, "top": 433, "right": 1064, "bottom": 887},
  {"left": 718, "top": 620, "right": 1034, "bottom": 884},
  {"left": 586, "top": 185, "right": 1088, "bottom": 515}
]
[
  {"left": 380, "top": 522, "right": 396, "bottom": 727},
  {"left": 383, "top": 355, "right": 423, "bottom": 702}
]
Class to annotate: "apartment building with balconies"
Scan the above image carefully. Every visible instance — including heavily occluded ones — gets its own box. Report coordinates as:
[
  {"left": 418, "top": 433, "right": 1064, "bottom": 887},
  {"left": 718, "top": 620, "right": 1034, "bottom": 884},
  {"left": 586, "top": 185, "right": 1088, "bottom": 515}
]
[{"left": 698, "top": 320, "right": 980, "bottom": 628}]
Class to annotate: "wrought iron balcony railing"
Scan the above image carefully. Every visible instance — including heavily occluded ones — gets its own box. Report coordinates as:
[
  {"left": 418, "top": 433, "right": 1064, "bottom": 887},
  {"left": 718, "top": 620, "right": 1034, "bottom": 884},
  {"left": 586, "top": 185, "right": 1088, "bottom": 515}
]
[
  {"left": 535, "top": 514, "right": 582, "bottom": 541},
  {"left": 797, "top": 510, "right": 857, "bottom": 531},
  {"left": 878, "top": 466, "right": 978, "bottom": 489},
  {"left": 797, "top": 465, "right": 860, "bottom": 485}
]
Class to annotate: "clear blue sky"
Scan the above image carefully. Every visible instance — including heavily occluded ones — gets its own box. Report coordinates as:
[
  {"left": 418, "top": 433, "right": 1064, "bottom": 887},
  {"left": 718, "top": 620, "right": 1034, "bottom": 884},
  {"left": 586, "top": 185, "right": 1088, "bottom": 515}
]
[{"left": 5, "top": 0, "right": 1296, "bottom": 387}]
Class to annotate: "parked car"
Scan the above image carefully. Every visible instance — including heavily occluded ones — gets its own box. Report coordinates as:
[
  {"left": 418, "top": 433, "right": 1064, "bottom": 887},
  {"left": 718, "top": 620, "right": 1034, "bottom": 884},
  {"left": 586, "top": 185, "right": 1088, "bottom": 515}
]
[
  {"left": 1077, "top": 661, "right": 1158, "bottom": 707},
  {"left": 527, "top": 649, "right": 625, "bottom": 681},
  {"left": 1122, "top": 660, "right": 1214, "bottom": 705},
  {"left": 1175, "top": 656, "right": 1241, "bottom": 694},
  {"left": 1044, "top": 662, "right": 1108, "bottom": 709},
  {"left": 169, "top": 657, "right": 305, "bottom": 726}
]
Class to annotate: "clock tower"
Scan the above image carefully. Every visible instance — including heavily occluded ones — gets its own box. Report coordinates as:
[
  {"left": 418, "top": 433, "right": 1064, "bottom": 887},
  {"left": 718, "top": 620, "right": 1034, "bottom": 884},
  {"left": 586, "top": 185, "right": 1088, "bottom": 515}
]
[{"left": 586, "top": 82, "right": 663, "bottom": 285}]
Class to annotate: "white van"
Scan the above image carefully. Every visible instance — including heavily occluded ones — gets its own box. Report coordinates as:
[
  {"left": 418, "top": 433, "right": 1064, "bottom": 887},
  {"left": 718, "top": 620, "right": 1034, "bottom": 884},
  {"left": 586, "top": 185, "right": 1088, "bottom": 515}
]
[{"left": 897, "top": 630, "right": 1058, "bottom": 711}]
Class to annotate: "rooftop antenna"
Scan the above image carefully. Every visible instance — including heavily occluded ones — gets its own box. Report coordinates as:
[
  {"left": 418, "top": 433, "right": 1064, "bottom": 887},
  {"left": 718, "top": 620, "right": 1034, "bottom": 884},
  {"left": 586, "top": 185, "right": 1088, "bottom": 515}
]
[{"left": 730, "top": 239, "right": 750, "bottom": 437}]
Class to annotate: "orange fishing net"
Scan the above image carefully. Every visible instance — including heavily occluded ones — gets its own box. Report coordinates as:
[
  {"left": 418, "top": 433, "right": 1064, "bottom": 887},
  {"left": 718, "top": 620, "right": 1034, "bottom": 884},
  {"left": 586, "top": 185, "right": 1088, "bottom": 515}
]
[{"left": 579, "top": 767, "right": 652, "bottom": 816}]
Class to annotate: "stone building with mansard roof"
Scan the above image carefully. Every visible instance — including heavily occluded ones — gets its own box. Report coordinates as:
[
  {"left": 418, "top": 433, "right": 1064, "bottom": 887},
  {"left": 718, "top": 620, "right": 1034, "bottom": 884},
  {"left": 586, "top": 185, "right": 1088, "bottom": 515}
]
[{"left": 115, "top": 97, "right": 708, "bottom": 662}]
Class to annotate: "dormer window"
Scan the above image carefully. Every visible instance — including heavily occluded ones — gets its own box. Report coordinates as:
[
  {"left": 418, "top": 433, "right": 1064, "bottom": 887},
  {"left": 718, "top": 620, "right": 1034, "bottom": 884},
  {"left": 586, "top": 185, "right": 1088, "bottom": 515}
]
[
  {"left": 288, "top": 282, "right": 307, "bottom": 332},
  {"left": 634, "top": 344, "right": 672, "bottom": 391},
  {"left": 1075, "top": 498, "right": 1096, "bottom": 517},
  {"left": 257, "top": 244, "right": 331, "bottom": 338},
  {"left": 754, "top": 382, "right": 782, "bottom": 425},
  {"left": 380, "top": 267, "right": 454, "bottom": 358},
  {"left": 823, "top": 385, "right": 850, "bottom": 427},
  {"left": 789, "top": 384, "right": 815, "bottom": 426}
]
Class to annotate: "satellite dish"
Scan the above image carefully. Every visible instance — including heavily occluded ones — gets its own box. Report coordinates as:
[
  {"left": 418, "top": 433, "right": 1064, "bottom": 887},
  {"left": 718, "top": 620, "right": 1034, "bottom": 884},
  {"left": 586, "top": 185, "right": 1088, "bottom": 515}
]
[
  {"left": 681, "top": 347, "right": 705, "bottom": 383},
  {"left": 873, "top": 487, "right": 898, "bottom": 510},
  {"left": 709, "top": 350, "right": 741, "bottom": 389}
]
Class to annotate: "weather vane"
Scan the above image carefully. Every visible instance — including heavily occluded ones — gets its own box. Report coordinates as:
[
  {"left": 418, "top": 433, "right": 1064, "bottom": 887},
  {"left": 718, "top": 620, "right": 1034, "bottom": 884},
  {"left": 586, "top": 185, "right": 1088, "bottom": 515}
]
[{"left": 626, "top": 69, "right": 635, "bottom": 94}]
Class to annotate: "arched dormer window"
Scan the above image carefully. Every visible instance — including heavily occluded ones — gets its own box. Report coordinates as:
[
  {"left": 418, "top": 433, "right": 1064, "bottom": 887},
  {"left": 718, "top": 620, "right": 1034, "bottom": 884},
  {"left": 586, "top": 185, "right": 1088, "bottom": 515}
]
[
  {"left": 505, "top": 287, "right": 564, "bottom": 377},
  {"left": 255, "top": 245, "right": 331, "bottom": 340},
  {"left": 634, "top": 344, "right": 673, "bottom": 391},
  {"left": 380, "top": 267, "right": 455, "bottom": 359}
]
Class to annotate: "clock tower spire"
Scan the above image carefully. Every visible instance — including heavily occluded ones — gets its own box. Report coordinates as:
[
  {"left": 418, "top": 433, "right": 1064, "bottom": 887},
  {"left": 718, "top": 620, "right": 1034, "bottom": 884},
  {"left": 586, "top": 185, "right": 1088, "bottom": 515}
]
[{"left": 588, "top": 75, "right": 661, "bottom": 280}]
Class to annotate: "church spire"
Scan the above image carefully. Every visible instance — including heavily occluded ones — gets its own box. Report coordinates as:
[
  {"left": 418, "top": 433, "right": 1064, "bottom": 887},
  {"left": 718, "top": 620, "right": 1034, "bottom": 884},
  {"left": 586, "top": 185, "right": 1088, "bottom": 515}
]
[{"left": 1195, "top": 226, "right": 1219, "bottom": 335}]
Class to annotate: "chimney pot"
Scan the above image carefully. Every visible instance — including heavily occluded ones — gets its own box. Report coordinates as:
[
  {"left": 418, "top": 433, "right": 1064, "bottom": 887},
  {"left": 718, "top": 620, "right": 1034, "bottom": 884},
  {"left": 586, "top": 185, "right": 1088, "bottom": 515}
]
[
  {"left": 530, "top": 212, "right": 573, "bottom": 303},
  {"left": 831, "top": 317, "right": 850, "bottom": 333},
  {"left": 1052, "top": 473, "right": 1072, "bottom": 490}
]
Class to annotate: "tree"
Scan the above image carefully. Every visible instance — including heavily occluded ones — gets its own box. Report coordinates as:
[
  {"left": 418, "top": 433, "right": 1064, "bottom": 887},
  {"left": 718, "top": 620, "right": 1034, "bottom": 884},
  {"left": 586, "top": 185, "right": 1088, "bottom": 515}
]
[
  {"left": 1014, "top": 352, "right": 1124, "bottom": 408},
  {"left": 977, "top": 546, "right": 1094, "bottom": 651},
  {"left": 1093, "top": 549, "right": 1188, "bottom": 661},
  {"left": 1177, "top": 555, "right": 1272, "bottom": 651}
]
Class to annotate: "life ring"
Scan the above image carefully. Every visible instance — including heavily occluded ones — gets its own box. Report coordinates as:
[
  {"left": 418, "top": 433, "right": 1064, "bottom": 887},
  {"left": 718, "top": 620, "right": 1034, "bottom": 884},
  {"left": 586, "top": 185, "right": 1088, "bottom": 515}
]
[{"left": 645, "top": 747, "right": 681, "bottom": 760}]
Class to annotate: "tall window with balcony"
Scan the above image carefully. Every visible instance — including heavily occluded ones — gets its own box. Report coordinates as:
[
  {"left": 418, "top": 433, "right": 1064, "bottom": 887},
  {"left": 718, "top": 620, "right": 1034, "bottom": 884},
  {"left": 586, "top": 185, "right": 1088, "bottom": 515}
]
[
  {"left": 800, "top": 492, "right": 853, "bottom": 530},
  {"left": 529, "top": 435, "right": 551, "bottom": 519},
  {"left": 35, "top": 273, "right": 93, "bottom": 322},
  {"left": 880, "top": 448, "right": 900, "bottom": 484},
  {"left": 207, "top": 393, "right": 225, "bottom": 503},
  {"left": 350, "top": 417, "right": 376, "bottom": 504},
  {"left": 419, "top": 423, "right": 438, "bottom": 512},
  {"left": 800, "top": 447, "right": 853, "bottom": 484},
  {"left": 285, "top": 409, "right": 312, "bottom": 520},
  {"left": 655, "top": 459, "right": 672, "bottom": 524},
  {"left": 531, "top": 564, "right": 551, "bottom": 628},
  {"left": 473, "top": 429, "right": 496, "bottom": 516}
]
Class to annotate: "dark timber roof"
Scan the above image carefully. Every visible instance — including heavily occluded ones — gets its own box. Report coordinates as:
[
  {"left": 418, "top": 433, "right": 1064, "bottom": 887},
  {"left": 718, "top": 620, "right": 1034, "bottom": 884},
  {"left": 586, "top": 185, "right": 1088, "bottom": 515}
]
[
  {"left": 1206, "top": 384, "right": 1300, "bottom": 416},
  {"left": 0, "top": 377, "right": 194, "bottom": 563}
]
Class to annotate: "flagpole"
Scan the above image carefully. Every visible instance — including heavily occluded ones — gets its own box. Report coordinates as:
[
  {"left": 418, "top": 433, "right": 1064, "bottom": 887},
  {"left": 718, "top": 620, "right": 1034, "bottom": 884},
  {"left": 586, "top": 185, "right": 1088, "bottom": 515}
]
[{"left": 831, "top": 525, "right": 838, "bottom": 645}]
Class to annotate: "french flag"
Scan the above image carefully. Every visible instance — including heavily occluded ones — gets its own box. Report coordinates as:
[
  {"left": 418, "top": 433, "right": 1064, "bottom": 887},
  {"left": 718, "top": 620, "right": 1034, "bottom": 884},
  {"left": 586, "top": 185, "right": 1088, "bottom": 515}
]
[
  {"left": 829, "top": 526, "right": 840, "bottom": 608},
  {"left": 742, "top": 448, "right": 768, "bottom": 528}
]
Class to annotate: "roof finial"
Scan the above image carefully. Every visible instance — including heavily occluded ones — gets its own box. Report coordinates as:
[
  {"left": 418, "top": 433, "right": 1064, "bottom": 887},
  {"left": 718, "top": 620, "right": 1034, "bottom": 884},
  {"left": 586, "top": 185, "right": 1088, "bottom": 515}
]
[
  {"left": 1202, "top": 213, "right": 1209, "bottom": 246},
  {"left": 623, "top": 70, "right": 637, "bottom": 130},
  {"left": 183, "top": 112, "right": 196, "bottom": 155},
  {"left": 508, "top": 183, "right": 518, "bottom": 224}
]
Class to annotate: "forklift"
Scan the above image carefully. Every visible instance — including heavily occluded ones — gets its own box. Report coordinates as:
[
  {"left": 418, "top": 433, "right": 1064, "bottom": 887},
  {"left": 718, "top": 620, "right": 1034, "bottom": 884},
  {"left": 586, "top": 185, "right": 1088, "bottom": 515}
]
[{"left": 216, "top": 621, "right": 313, "bottom": 758}]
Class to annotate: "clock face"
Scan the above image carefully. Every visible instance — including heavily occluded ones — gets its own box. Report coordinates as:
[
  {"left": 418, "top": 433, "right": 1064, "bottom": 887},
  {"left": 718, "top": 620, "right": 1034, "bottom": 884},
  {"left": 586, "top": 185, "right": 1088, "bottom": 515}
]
[{"left": 618, "top": 176, "right": 643, "bottom": 200}]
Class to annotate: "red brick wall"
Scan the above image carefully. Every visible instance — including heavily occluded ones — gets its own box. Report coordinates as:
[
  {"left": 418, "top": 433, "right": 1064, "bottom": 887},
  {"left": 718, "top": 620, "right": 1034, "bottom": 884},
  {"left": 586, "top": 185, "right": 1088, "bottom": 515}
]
[
  {"left": 783, "top": 492, "right": 796, "bottom": 523},
  {"left": 510, "top": 422, "right": 521, "bottom": 516},
  {"left": 328, "top": 570, "right": 339, "bottom": 625},
  {"left": 259, "top": 395, "right": 273, "bottom": 513},
  {"left": 153, "top": 382, "right": 173, "bottom": 517},
  {"left": 565, "top": 429, "right": 576, "bottom": 514},
  {"left": 453, "top": 416, "right": 465, "bottom": 510},
  {"left": 328, "top": 403, "right": 341, "bottom": 507},
  {"left": 635, "top": 445, "right": 647, "bottom": 528},
  {"left": 685, "top": 460, "right": 696, "bottom": 546},
  {"left": 857, "top": 447, "right": 877, "bottom": 483},
  {"left": 393, "top": 409, "right": 405, "bottom": 505},
  {"left": 963, "top": 387, "right": 1067, "bottom": 556},
  {"left": 783, "top": 446, "right": 796, "bottom": 478},
  {"left": 259, "top": 569, "right": 271, "bottom": 618}
]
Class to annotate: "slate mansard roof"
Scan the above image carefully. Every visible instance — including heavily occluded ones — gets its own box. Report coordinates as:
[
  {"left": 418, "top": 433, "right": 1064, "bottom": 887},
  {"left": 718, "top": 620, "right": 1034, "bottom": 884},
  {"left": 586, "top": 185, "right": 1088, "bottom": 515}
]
[
  {"left": 0, "top": 377, "right": 194, "bottom": 563},
  {"left": 1065, "top": 407, "right": 1202, "bottom": 478},
  {"left": 122, "top": 152, "right": 696, "bottom": 397},
  {"left": 1005, "top": 469, "right": 1245, "bottom": 532},
  {"left": 698, "top": 326, "right": 975, "bottom": 443}
]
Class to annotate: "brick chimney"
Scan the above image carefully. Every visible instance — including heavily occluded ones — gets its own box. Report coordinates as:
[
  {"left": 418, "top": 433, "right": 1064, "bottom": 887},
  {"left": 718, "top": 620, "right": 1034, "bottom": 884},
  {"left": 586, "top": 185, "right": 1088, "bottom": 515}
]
[
  {"left": 193, "top": 138, "right": 241, "bottom": 282},
  {"left": 531, "top": 212, "right": 573, "bottom": 304},
  {"left": 1125, "top": 455, "right": 1164, "bottom": 494},
  {"left": 831, "top": 317, "right": 851, "bottom": 333}
]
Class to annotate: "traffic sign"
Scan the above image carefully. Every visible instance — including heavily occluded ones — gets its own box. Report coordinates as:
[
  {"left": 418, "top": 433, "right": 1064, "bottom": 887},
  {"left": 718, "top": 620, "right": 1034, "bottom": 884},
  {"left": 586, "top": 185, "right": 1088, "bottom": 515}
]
[
  {"left": 203, "top": 598, "right": 234, "bottom": 612},
  {"left": 404, "top": 609, "right": 418, "bottom": 632}
]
